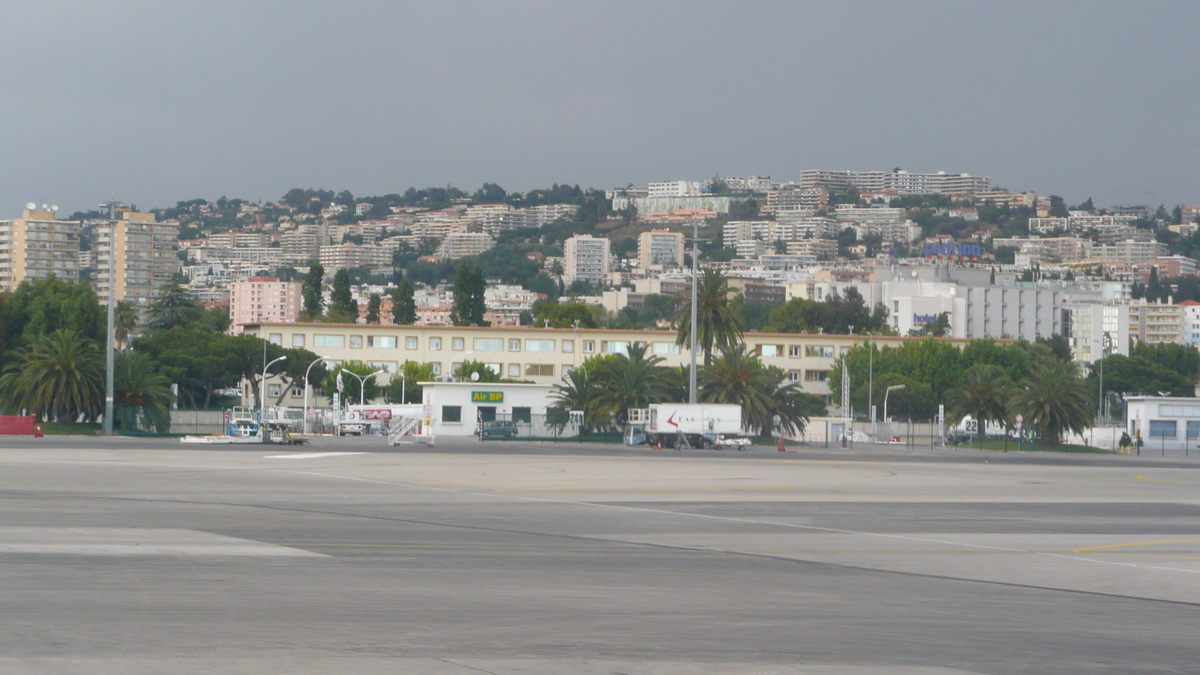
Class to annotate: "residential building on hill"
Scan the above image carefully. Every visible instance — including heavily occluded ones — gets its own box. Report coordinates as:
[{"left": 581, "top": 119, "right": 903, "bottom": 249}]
[
  {"left": 0, "top": 205, "right": 80, "bottom": 291},
  {"left": 229, "top": 277, "right": 302, "bottom": 333},
  {"left": 800, "top": 169, "right": 991, "bottom": 195},
  {"left": 564, "top": 234, "right": 610, "bottom": 286},
  {"left": 94, "top": 211, "right": 180, "bottom": 312}
]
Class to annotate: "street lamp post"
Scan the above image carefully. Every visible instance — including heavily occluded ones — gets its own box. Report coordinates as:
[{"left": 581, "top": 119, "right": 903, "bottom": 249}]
[
  {"left": 344, "top": 369, "right": 387, "bottom": 407},
  {"left": 261, "top": 355, "right": 287, "bottom": 443},
  {"left": 686, "top": 221, "right": 708, "bottom": 405},
  {"left": 883, "top": 384, "right": 906, "bottom": 441},
  {"left": 302, "top": 356, "right": 332, "bottom": 434}
]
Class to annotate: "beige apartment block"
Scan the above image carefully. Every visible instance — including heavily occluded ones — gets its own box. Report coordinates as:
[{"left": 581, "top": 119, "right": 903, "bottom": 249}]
[
  {"left": 94, "top": 211, "right": 181, "bottom": 311},
  {"left": 638, "top": 229, "right": 685, "bottom": 270},
  {"left": 0, "top": 206, "right": 80, "bottom": 291},
  {"left": 242, "top": 322, "right": 967, "bottom": 403},
  {"left": 564, "top": 234, "right": 610, "bottom": 285}
]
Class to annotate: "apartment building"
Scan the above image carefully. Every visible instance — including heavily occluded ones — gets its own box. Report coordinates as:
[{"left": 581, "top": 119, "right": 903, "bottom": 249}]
[
  {"left": 94, "top": 211, "right": 180, "bottom": 310},
  {"left": 1130, "top": 301, "right": 1186, "bottom": 345},
  {"left": 1180, "top": 300, "right": 1200, "bottom": 346},
  {"left": 638, "top": 230, "right": 685, "bottom": 269},
  {"left": 0, "top": 205, "right": 80, "bottom": 291},
  {"left": 1062, "top": 302, "right": 1130, "bottom": 364},
  {"left": 834, "top": 205, "right": 906, "bottom": 224},
  {"left": 435, "top": 232, "right": 495, "bottom": 260},
  {"left": 800, "top": 170, "right": 991, "bottom": 195},
  {"left": 242, "top": 322, "right": 968, "bottom": 403},
  {"left": 1090, "top": 240, "right": 1166, "bottom": 264},
  {"left": 564, "top": 234, "right": 610, "bottom": 285},
  {"left": 318, "top": 244, "right": 392, "bottom": 271},
  {"left": 786, "top": 239, "right": 838, "bottom": 259},
  {"left": 208, "top": 231, "right": 270, "bottom": 248},
  {"left": 1029, "top": 214, "right": 1137, "bottom": 234},
  {"left": 766, "top": 186, "right": 827, "bottom": 213},
  {"left": 648, "top": 181, "right": 704, "bottom": 198},
  {"left": 229, "top": 277, "right": 302, "bottom": 332},
  {"left": 992, "top": 236, "right": 1094, "bottom": 262}
]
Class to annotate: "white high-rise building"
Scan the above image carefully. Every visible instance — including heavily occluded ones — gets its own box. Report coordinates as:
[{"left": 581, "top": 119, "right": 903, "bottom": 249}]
[
  {"left": 564, "top": 234, "right": 610, "bottom": 286},
  {"left": 0, "top": 205, "right": 80, "bottom": 291},
  {"left": 94, "top": 211, "right": 180, "bottom": 311}
]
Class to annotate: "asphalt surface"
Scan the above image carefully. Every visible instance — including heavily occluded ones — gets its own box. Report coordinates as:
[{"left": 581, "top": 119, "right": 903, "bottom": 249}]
[{"left": 2, "top": 435, "right": 1200, "bottom": 674}]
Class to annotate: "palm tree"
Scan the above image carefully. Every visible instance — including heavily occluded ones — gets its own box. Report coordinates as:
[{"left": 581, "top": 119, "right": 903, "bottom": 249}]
[
  {"left": 676, "top": 268, "right": 744, "bottom": 366},
  {"left": 114, "top": 351, "right": 174, "bottom": 409},
  {"left": 1007, "top": 359, "right": 1093, "bottom": 445},
  {"left": 114, "top": 300, "right": 139, "bottom": 349},
  {"left": 0, "top": 329, "right": 103, "bottom": 422},
  {"left": 548, "top": 365, "right": 609, "bottom": 435},
  {"left": 945, "top": 364, "right": 1011, "bottom": 444},
  {"left": 698, "top": 344, "right": 817, "bottom": 435},
  {"left": 595, "top": 342, "right": 671, "bottom": 425}
]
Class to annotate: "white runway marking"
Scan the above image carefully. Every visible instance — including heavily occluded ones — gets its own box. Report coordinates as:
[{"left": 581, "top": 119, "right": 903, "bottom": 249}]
[
  {"left": 264, "top": 452, "right": 369, "bottom": 459},
  {"left": 0, "top": 528, "right": 324, "bottom": 557}
]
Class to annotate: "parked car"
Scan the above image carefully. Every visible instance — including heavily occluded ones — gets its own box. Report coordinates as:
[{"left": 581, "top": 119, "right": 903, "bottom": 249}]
[{"left": 479, "top": 420, "right": 519, "bottom": 439}]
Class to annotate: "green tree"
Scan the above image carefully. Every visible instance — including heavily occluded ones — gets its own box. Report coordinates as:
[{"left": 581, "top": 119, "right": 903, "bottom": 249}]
[
  {"left": 391, "top": 280, "right": 416, "bottom": 325},
  {"left": 676, "top": 269, "right": 744, "bottom": 365},
  {"left": 113, "top": 350, "right": 175, "bottom": 409},
  {"left": 450, "top": 262, "right": 487, "bottom": 326},
  {"left": 327, "top": 268, "right": 358, "bottom": 323},
  {"left": 1008, "top": 360, "right": 1093, "bottom": 445},
  {"left": 301, "top": 263, "right": 325, "bottom": 320},
  {"left": 595, "top": 343, "right": 671, "bottom": 426},
  {"left": 548, "top": 360, "right": 610, "bottom": 435},
  {"left": 532, "top": 299, "right": 603, "bottom": 328},
  {"left": 911, "top": 312, "right": 950, "bottom": 337},
  {"left": 0, "top": 276, "right": 105, "bottom": 354},
  {"left": 453, "top": 359, "right": 500, "bottom": 383},
  {"left": 945, "top": 364, "right": 1011, "bottom": 444},
  {"left": 383, "top": 361, "right": 435, "bottom": 403},
  {"left": 114, "top": 300, "right": 139, "bottom": 349},
  {"left": 365, "top": 293, "right": 381, "bottom": 324},
  {"left": 148, "top": 275, "right": 206, "bottom": 330},
  {"left": 0, "top": 328, "right": 103, "bottom": 421}
]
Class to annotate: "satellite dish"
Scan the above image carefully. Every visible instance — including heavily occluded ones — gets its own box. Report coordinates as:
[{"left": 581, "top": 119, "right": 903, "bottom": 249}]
[
  {"left": 50, "top": 205, "right": 58, "bottom": 211},
  {"left": 42, "top": 204, "right": 48, "bottom": 210},
  {"left": 470, "top": 372, "right": 480, "bottom": 382},
  {"left": 910, "top": 270, "right": 917, "bottom": 278},
  {"left": 25, "top": 202, "right": 35, "bottom": 210}
]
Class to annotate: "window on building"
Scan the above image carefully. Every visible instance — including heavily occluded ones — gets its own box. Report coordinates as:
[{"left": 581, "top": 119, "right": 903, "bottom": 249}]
[
  {"left": 474, "top": 338, "right": 503, "bottom": 351},
  {"left": 509, "top": 339, "right": 521, "bottom": 351},
  {"left": 606, "top": 341, "right": 629, "bottom": 355},
  {"left": 368, "top": 336, "right": 397, "bottom": 349},
  {"left": 787, "top": 370, "right": 801, "bottom": 382},
  {"left": 350, "top": 335, "right": 363, "bottom": 349},
  {"left": 290, "top": 386, "right": 303, "bottom": 398},
  {"left": 562, "top": 366, "right": 574, "bottom": 379},
  {"left": 430, "top": 337, "right": 442, "bottom": 351},
  {"left": 1149, "top": 420, "right": 1177, "bottom": 438},
  {"left": 653, "top": 342, "right": 679, "bottom": 355},
  {"left": 562, "top": 340, "right": 574, "bottom": 353},
  {"left": 525, "top": 364, "right": 554, "bottom": 377},
  {"left": 452, "top": 337, "right": 464, "bottom": 350},
  {"left": 508, "top": 364, "right": 520, "bottom": 377},
  {"left": 292, "top": 334, "right": 305, "bottom": 348},
  {"left": 429, "top": 362, "right": 441, "bottom": 375},
  {"left": 368, "top": 361, "right": 397, "bottom": 373},
  {"left": 804, "top": 370, "right": 830, "bottom": 382},
  {"left": 788, "top": 345, "right": 800, "bottom": 357},
  {"left": 268, "top": 384, "right": 281, "bottom": 397},
  {"left": 269, "top": 333, "right": 282, "bottom": 346},
  {"left": 485, "top": 363, "right": 501, "bottom": 375},
  {"left": 805, "top": 346, "right": 834, "bottom": 358},
  {"left": 525, "top": 339, "right": 554, "bottom": 352},
  {"left": 1187, "top": 421, "right": 1200, "bottom": 439},
  {"left": 760, "top": 344, "right": 780, "bottom": 357},
  {"left": 583, "top": 340, "right": 595, "bottom": 353},
  {"left": 405, "top": 336, "right": 418, "bottom": 349},
  {"left": 442, "top": 406, "right": 462, "bottom": 423},
  {"left": 512, "top": 406, "right": 532, "bottom": 424},
  {"left": 314, "top": 334, "right": 344, "bottom": 348}
]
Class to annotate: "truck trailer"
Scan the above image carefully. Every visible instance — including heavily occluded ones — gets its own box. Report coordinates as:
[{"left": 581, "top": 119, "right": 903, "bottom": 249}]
[{"left": 624, "top": 403, "right": 744, "bottom": 449}]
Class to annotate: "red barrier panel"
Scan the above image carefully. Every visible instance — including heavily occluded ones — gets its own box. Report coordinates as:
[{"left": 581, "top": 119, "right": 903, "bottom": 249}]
[{"left": 0, "top": 416, "right": 36, "bottom": 435}]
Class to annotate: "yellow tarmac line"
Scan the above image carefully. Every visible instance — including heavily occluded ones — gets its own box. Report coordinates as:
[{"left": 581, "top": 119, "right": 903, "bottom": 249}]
[{"left": 1069, "top": 538, "right": 1200, "bottom": 554}]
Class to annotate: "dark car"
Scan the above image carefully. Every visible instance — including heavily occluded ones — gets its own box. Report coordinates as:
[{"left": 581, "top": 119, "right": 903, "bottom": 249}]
[{"left": 479, "top": 420, "right": 519, "bottom": 439}]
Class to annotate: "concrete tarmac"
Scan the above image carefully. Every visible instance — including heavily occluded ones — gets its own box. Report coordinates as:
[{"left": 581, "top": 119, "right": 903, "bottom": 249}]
[{"left": 2, "top": 435, "right": 1199, "bottom": 674}]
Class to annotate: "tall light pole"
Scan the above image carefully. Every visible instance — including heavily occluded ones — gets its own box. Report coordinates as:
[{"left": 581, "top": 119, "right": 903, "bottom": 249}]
[
  {"left": 883, "top": 384, "right": 905, "bottom": 437},
  {"left": 686, "top": 221, "right": 708, "bottom": 404},
  {"left": 867, "top": 345, "right": 875, "bottom": 439},
  {"left": 99, "top": 199, "right": 123, "bottom": 435},
  {"left": 261, "top": 355, "right": 287, "bottom": 443},
  {"left": 1097, "top": 331, "right": 1111, "bottom": 423},
  {"left": 344, "top": 369, "right": 386, "bottom": 407},
  {"left": 302, "top": 356, "right": 332, "bottom": 434}
]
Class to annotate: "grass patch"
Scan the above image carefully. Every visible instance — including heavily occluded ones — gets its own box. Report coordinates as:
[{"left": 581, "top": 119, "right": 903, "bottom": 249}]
[
  {"left": 952, "top": 438, "right": 1109, "bottom": 454},
  {"left": 41, "top": 421, "right": 101, "bottom": 436}
]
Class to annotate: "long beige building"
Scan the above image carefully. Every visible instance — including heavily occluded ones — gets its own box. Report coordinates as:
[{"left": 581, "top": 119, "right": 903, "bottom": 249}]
[
  {"left": 242, "top": 322, "right": 966, "bottom": 405},
  {"left": 94, "top": 211, "right": 181, "bottom": 310},
  {"left": 0, "top": 205, "right": 80, "bottom": 291}
]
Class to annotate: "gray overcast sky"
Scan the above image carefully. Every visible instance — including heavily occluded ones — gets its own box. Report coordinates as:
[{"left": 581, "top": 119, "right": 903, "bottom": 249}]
[{"left": 3, "top": 1, "right": 1198, "bottom": 214}]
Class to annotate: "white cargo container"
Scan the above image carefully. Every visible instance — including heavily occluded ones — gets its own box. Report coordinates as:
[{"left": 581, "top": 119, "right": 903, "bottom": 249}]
[{"left": 647, "top": 404, "right": 742, "bottom": 435}]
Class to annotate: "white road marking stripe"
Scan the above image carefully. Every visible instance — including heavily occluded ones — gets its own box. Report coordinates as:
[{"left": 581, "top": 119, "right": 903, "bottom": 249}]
[{"left": 265, "top": 452, "right": 369, "bottom": 459}]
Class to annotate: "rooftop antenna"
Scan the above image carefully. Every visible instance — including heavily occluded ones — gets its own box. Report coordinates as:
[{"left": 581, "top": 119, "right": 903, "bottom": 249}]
[{"left": 98, "top": 197, "right": 125, "bottom": 220}]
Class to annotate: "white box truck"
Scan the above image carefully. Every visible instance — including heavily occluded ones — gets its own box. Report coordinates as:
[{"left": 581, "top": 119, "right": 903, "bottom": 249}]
[{"left": 624, "top": 403, "right": 745, "bottom": 449}]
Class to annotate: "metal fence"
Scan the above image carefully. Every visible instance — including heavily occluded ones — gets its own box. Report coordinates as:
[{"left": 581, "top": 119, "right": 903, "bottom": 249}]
[{"left": 116, "top": 407, "right": 226, "bottom": 436}]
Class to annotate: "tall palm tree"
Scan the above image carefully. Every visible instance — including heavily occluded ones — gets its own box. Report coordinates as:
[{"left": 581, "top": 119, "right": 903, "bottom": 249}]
[
  {"left": 676, "top": 268, "right": 744, "bottom": 366},
  {"left": 697, "top": 344, "right": 779, "bottom": 434},
  {"left": 595, "top": 342, "right": 671, "bottom": 425},
  {"left": 114, "top": 300, "right": 139, "bottom": 350},
  {"left": 1007, "top": 359, "right": 1093, "bottom": 445},
  {"left": 945, "top": 364, "right": 1011, "bottom": 444},
  {"left": 0, "top": 329, "right": 103, "bottom": 422},
  {"left": 548, "top": 365, "right": 609, "bottom": 435}
]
